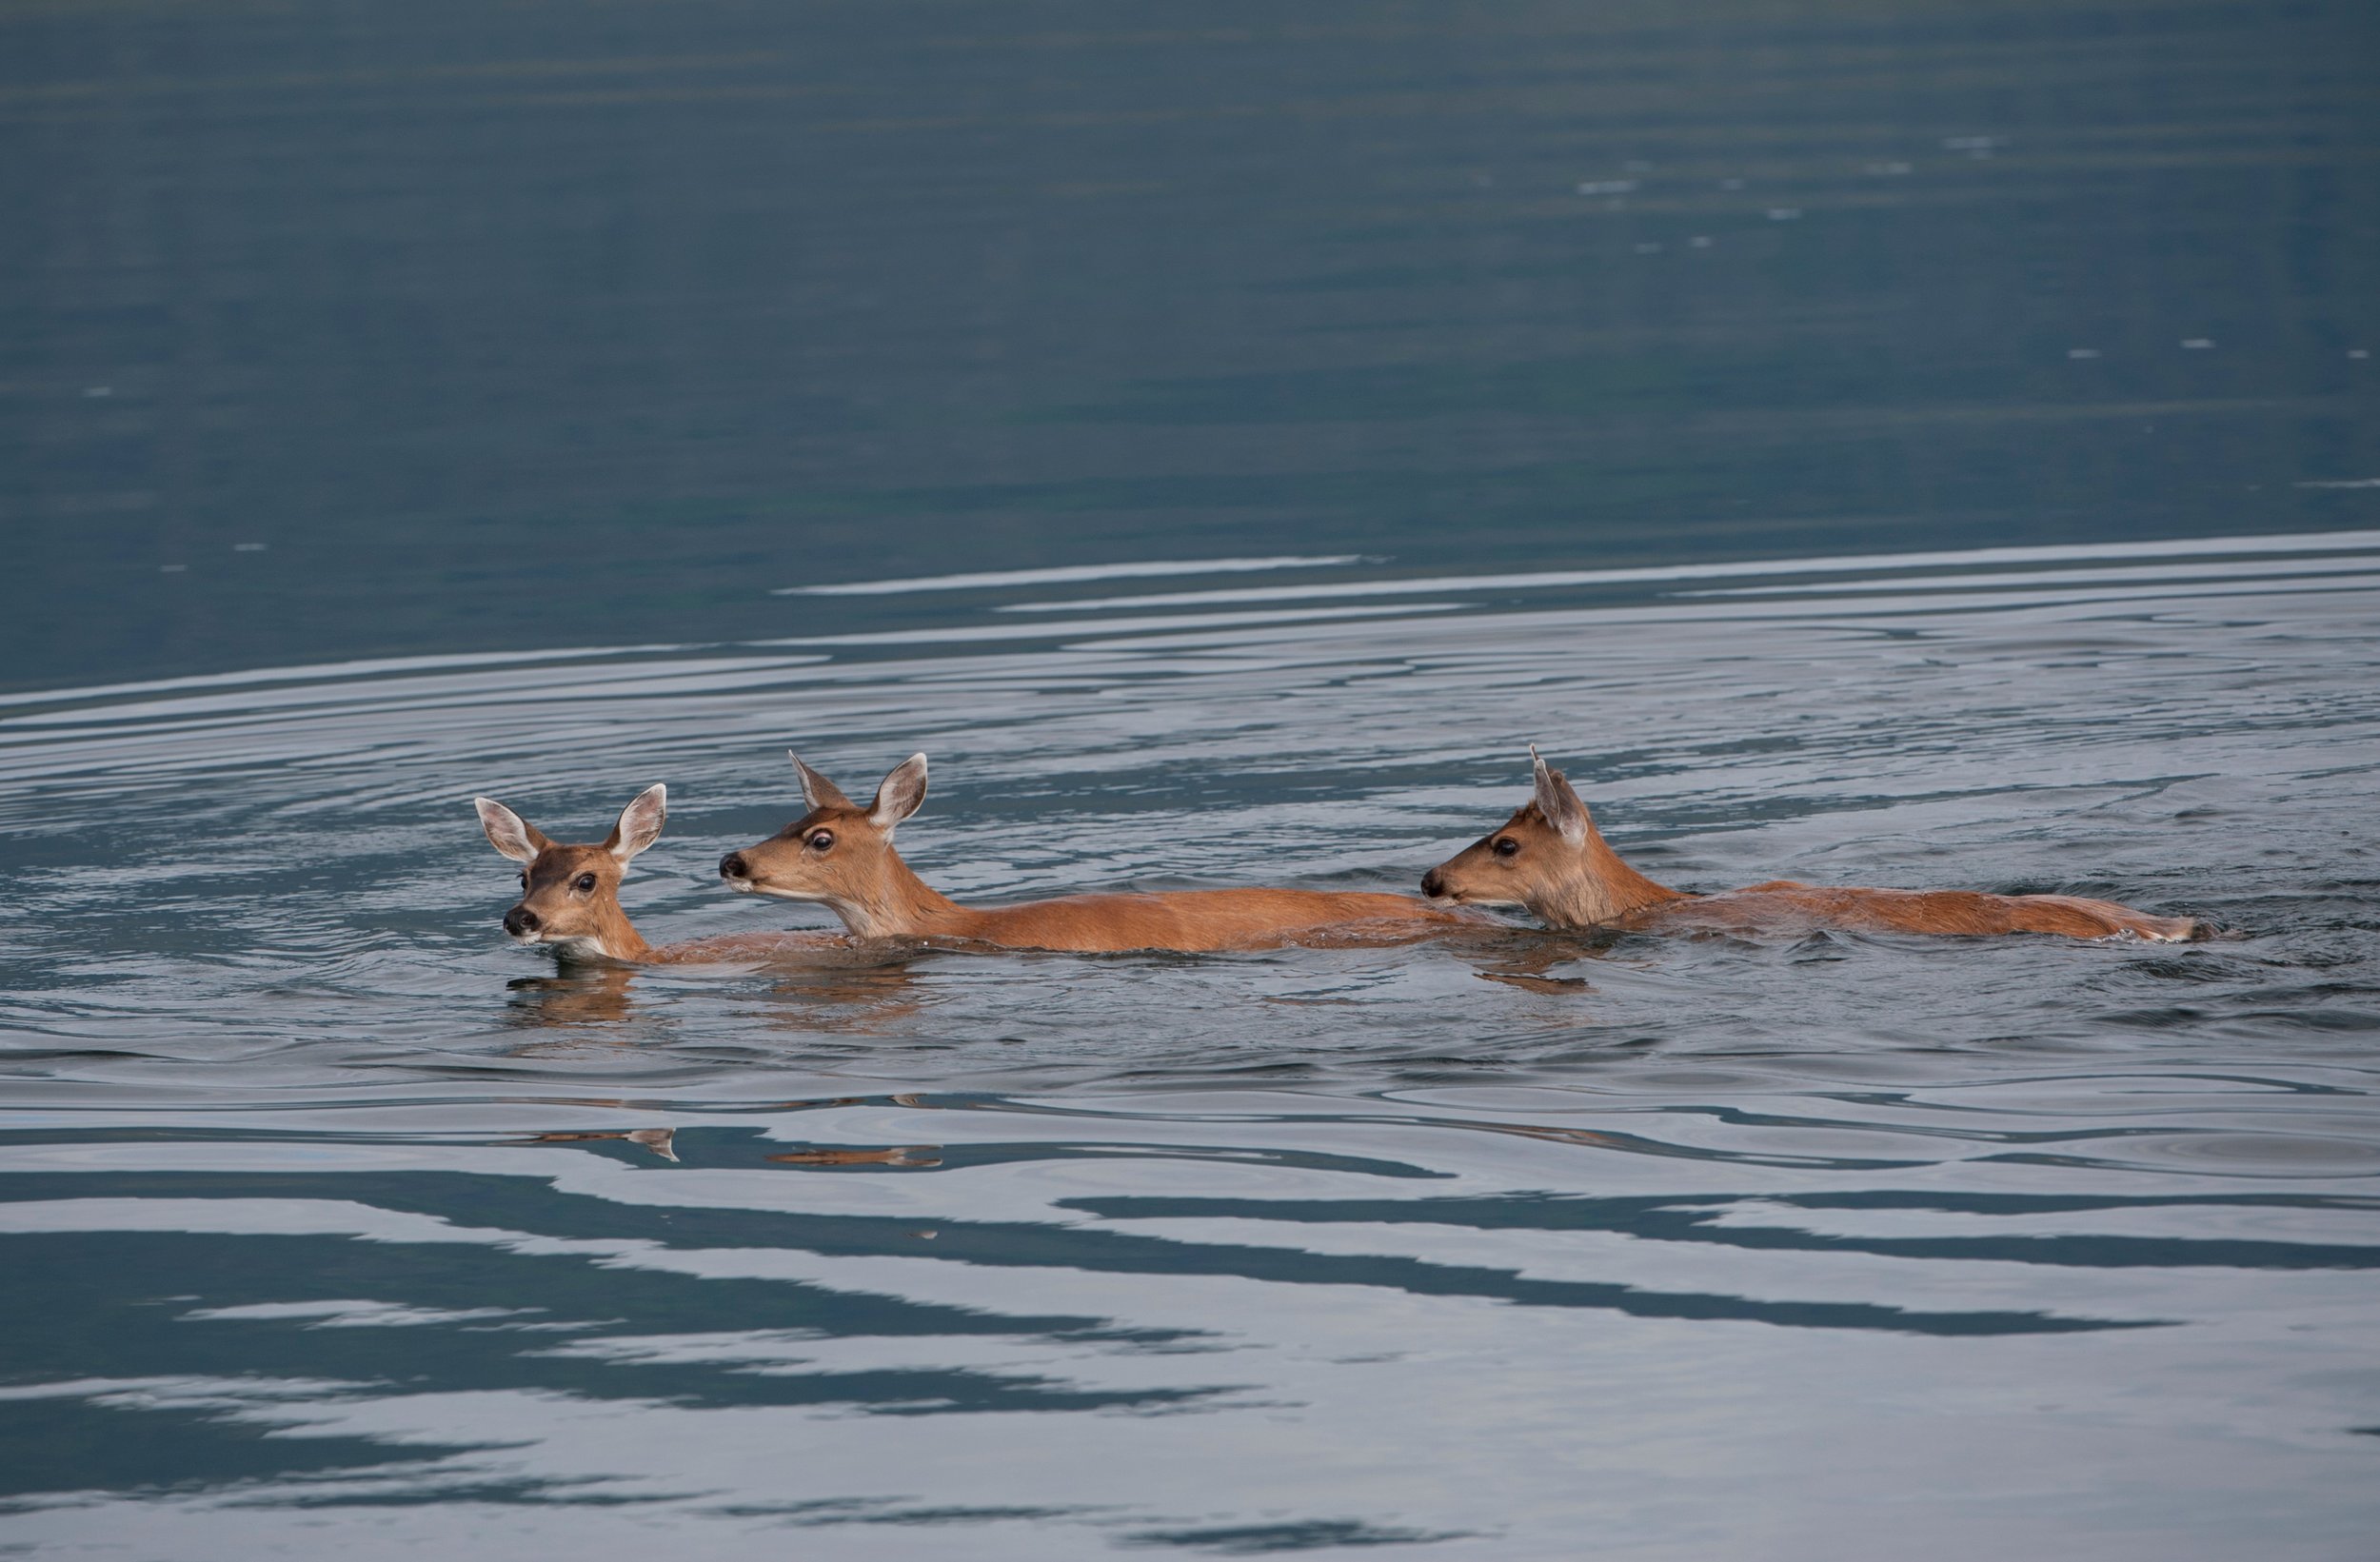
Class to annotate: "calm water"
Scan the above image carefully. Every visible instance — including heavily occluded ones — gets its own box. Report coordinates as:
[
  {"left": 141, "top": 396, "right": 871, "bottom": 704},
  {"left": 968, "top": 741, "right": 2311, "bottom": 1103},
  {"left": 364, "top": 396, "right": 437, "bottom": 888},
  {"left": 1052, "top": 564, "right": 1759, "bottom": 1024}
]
[
  {"left": 5, "top": 0, "right": 2377, "bottom": 689},
  {"left": 5, "top": 2, "right": 2380, "bottom": 1559},
  {"left": 5, "top": 546, "right": 2378, "bottom": 1558}
]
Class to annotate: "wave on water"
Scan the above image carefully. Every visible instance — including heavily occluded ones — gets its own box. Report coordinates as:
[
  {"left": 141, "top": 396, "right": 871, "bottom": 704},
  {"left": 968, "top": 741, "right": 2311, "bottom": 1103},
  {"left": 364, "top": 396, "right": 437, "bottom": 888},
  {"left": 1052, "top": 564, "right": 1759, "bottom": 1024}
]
[{"left": 1, "top": 534, "right": 2377, "bottom": 1558}]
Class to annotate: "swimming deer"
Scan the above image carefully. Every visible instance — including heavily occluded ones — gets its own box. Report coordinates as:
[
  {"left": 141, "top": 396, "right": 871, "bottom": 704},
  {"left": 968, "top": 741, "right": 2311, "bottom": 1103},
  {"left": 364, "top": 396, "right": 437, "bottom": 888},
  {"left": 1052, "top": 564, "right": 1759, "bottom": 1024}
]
[
  {"left": 717, "top": 752, "right": 1472, "bottom": 953},
  {"left": 475, "top": 785, "right": 843, "bottom": 964},
  {"left": 1419, "top": 748, "right": 2208, "bottom": 941}
]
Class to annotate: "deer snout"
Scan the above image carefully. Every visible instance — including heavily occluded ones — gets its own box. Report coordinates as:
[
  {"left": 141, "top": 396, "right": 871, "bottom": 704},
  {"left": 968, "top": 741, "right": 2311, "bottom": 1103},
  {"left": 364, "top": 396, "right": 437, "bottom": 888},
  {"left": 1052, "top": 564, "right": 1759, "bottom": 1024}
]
[
  {"left": 1420, "top": 867, "right": 1447, "bottom": 900},
  {"left": 719, "top": 851, "right": 750, "bottom": 885},
  {"left": 504, "top": 904, "right": 541, "bottom": 938}
]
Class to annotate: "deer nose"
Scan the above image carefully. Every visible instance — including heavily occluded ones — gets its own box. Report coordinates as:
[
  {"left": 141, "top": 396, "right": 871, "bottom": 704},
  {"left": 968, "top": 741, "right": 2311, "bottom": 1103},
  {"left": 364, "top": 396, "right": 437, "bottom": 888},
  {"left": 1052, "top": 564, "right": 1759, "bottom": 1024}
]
[
  {"left": 504, "top": 905, "right": 541, "bottom": 937},
  {"left": 1420, "top": 868, "right": 1445, "bottom": 899},
  {"left": 718, "top": 852, "right": 748, "bottom": 881}
]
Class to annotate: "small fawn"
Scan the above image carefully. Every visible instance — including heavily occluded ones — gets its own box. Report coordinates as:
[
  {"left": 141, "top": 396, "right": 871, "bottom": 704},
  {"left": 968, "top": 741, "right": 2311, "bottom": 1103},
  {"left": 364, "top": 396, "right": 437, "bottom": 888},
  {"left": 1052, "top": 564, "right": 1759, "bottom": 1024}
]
[
  {"left": 476, "top": 784, "right": 841, "bottom": 965},
  {"left": 1420, "top": 748, "right": 2208, "bottom": 941},
  {"left": 718, "top": 752, "right": 1470, "bottom": 953}
]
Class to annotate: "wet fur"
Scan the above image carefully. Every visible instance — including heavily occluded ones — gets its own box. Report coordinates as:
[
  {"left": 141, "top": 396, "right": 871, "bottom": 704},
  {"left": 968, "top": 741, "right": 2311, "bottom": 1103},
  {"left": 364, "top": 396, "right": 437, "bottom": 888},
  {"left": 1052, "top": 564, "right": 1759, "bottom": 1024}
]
[
  {"left": 724, "top": 755, "right": 1469, "bottom": 954},
  {"left": 478, "top": 787, "right": 845, "bottom": 965},
  {"left": 1628, "top": 881, "right": 2204, "bottom": 940},
  {"left": 1424, "top": 754, "right": 2207, "bottom": 943}
]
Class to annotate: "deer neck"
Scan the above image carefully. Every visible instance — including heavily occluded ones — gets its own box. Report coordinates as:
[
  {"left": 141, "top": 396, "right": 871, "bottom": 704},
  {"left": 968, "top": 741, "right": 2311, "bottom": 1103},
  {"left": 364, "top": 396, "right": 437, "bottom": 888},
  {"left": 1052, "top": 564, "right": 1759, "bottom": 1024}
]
[
  {"left": 828, "top": 849, "right": 977, "bottom": 940},
  {"left": 567, "top": 900, "right": 656, "bottom": 964},
  {"left": 1537, "top": 826, "right": 1683, "bottom": 929}
]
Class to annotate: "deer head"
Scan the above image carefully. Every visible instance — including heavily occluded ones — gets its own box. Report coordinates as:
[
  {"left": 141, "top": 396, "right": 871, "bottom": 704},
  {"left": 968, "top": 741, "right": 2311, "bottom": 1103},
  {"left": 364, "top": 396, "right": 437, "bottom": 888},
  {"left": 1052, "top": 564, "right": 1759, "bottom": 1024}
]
[
  {"left": 717, "top": 753, "right": 934, "bottom": 939},
  {"left": 474, "top": 784, "right": 666, "bottom": 961},
  {"left": 1420, "top": 747, "right": 1676, "bottom": 928}
]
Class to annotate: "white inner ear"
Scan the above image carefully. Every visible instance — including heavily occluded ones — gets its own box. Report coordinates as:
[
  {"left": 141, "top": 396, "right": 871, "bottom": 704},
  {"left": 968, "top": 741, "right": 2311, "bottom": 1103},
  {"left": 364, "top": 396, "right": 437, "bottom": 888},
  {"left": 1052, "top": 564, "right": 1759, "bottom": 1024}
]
[
  {"left": 610, "top": 783, "right": 667, "bottom": 864},
  {"left": 1530, "top": 761, "right": 1562, "bottom": 821},
  {"left": 792, "top": 752, "right": 835, "bottom": 812},
  {"left": 476, "top": 798, "right": 538, "bottom": 863},
  {"left": 1529, "top": 755, "right": 1588, "bottom": 848},
  {"left": 1529, "top": 746, "right": 1556, "bottom": 799},
  {"left": 867, "top": 753, "right": 929, "bottom": 831}
]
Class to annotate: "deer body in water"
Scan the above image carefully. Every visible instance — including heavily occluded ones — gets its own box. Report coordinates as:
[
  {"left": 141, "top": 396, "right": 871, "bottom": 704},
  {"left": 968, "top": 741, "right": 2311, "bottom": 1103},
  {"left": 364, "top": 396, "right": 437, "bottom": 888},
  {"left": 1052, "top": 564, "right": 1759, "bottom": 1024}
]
[
  {"left": 1419, "top": 749, "right": 2208, "bottom": 942},
  {"left": 718, "top": 753, "right": 1469, "bottom": 954},
  {"left": 475, "top": 785, "right": 841, "bottom": 964}
]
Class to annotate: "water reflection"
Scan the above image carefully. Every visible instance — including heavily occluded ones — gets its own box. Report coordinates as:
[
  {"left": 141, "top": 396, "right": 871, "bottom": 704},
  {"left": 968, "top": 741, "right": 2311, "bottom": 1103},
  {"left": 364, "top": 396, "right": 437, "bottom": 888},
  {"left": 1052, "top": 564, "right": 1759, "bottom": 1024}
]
[
  {"left": 500, "top": 953, "right": 940, "bottom": 1044},
  {"left": 6, "top": 1094, "right": 2373, "bottom": 1545},
  {"left": 505, "top": 968, "right": 638, "bottom": 1029},
  {"left": 7, "top": 0, "right": 2380, "bottom": 1547},
  {"left": 522, "top": 1128, "right": 680, "bottom": 1161},
  {"left": 767, "top": 1145, "right": 943, "bottom": 1168}
]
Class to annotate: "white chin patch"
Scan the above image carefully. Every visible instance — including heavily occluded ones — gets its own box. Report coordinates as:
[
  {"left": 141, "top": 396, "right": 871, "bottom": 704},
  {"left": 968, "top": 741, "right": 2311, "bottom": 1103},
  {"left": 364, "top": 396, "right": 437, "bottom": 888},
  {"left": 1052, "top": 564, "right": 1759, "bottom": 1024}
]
[{"left": 753, "top": 884, "right": 821, "bottom": 901}]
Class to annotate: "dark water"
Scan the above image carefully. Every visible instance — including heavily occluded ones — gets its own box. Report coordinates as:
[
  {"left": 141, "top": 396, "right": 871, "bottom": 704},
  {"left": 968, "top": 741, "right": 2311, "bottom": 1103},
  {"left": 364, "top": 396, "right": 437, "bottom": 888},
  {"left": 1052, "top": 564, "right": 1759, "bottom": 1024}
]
[
  {"left": 4, "top": 0, "right": 2376, "bottom": 689},
  {"left": 5, "top": 3, "right": 2380, "bottom": 1559},
  {"left": 5, "top": 547, "right": 2378, "bottom": 1557}
]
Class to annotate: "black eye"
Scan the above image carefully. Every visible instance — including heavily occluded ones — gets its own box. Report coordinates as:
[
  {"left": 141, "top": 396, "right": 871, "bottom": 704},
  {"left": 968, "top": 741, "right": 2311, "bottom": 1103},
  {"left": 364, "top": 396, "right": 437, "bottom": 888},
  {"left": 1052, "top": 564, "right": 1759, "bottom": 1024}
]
[
  {"left": 1492, "top": 837, "right": 1519, "bottom": 858},
  {"left": 807, "top": 830, "right": 834, "bottom": 851},
  {"left": 574, "top": 873, "right": 598, "bottom": 893}
]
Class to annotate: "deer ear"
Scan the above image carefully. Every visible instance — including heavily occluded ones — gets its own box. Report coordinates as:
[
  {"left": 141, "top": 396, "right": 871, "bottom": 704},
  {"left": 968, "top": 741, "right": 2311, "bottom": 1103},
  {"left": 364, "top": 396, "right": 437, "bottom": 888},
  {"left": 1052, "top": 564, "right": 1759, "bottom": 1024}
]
[
  {"left": 606, "top": 783, "right": 667, "bottom": 865},
  {"left": 867, "top": 752, "right": 929, "bottom": 834},
  {"left": 476, "top": 798, "right": 551, "bottom": 863},
  {"left": 790, "top": 752, "right": 854, "bottom": 811},
  {"left": 1529, "top": 745, "right": 1589, "bottom": 847}
]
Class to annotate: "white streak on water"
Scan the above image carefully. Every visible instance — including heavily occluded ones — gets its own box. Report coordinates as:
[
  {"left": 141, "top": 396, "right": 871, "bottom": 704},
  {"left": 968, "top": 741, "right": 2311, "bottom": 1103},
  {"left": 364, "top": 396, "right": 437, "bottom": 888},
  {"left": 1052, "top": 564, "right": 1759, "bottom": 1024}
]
[
  {"left": 773, "top": 555, "right": 1365, "bottom": 596},
  {"left": 752, "top": 602, "right": 1463, "bottom": 645},
  {"left": 0, "top": 643, "right": 729, "bottom": 714},
  {"left": 1679, "top": 558, "right": 2373, "bottom": 598},
  {"left": 994, "top": 529, "right": 2380, "bottom": 613},
  {"left": 2, "top": 559, "right": 2377, "bottom": 1562}
]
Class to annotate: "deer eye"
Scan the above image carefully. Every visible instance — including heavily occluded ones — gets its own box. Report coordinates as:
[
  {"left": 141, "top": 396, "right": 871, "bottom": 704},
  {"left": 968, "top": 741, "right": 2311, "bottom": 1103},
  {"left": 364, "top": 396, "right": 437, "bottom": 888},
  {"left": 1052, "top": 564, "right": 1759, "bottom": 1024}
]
[
  {"left": 807, "top": 830, "right": 834, "bottom": 852},
  {"left": 1492, "top": 837, "right": 1519, "bottom": 858},
  {"left": 574, "top": 873, "right": 598, "bottom": 893}
]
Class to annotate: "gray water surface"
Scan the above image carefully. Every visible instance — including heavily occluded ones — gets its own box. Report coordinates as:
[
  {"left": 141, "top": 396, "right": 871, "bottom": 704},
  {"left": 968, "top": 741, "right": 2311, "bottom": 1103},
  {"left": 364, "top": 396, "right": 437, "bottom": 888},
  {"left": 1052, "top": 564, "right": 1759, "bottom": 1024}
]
[
  {"left": 6, "top": 1, "right": 2380, "bottom": 1557},
  {"left": 5, "top": 0, "right": 2376, "bottom": 689},
  {"left": 4, "top": 543, "right": 2378, "bottom": 1558}
]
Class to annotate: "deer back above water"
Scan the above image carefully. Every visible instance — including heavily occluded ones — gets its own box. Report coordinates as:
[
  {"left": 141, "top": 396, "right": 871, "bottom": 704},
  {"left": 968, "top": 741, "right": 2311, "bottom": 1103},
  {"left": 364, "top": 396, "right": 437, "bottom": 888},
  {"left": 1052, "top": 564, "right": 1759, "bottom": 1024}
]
[
  {"left": 717, "top": 751, "right": 1469, "bottom": 954},
  {"left": 1419, "top": 747, "right": 2207, "bottom": 942}
]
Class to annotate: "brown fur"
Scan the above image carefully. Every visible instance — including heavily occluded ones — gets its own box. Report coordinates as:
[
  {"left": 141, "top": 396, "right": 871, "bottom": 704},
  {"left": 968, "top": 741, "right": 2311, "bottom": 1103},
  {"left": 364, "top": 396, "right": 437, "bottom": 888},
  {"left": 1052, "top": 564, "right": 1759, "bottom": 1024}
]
[
  {"left": 722, "top": 753, "right": 1469, "bottom": 954},
  {"left": 476, "top": 787, "right": 843, "bottom": 965},
  {"left": 1421, "top": 750, "right": 2207, "bottom": 943}
]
